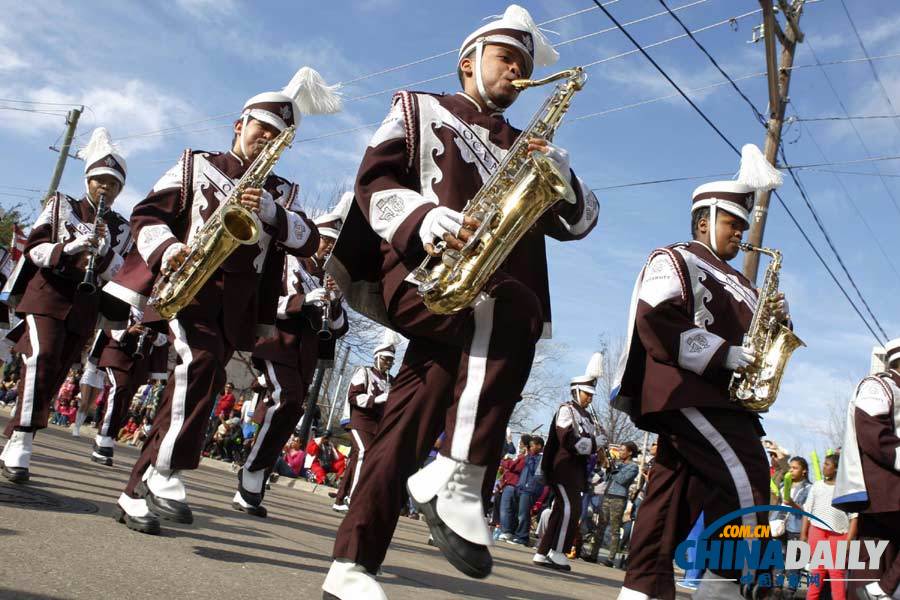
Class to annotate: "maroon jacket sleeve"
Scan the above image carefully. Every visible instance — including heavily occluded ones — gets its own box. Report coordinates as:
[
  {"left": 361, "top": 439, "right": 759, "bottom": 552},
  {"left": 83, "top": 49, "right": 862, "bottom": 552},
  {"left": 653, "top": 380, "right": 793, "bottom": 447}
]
[
  {"left": 853, "top": 379, "right": 900, "bottom": 472},
  {"left": 635, "top": 250, "right": 729, "bottom": 377},
  {"left": 131, "top": 157, "right": 190, "bottom": 274},
  {"left": 347, "top": 367, "right": 380, "bottom": 411},
  {"left": 23, "top": 195, "right": 65, "bottom": 270},
  {"left": 354, "top": 95, "right": 434, "bottom": 257}
]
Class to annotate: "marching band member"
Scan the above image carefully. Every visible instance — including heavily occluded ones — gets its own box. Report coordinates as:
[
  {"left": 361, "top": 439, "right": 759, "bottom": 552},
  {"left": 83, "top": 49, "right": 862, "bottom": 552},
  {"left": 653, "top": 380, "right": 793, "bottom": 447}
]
[
  {"left": 611, "top": 145, "right": 789, "bottom": 600},
  {"left": 834, "top": 341, "right": 900, "bottom": 600},
  {"left": 102, "top": 67, "right": 339, "bottom": 534},
  {"left": 534, "top": 353, "right": 603, "bottom": 572},
  {"left": 90, "top": 307, "right": 168, "bottom": 466},
  {"left": 323, "top": 5, "right": 598, "bottom": 598},
  {"left": 232, "top": 197, "right": 351, "bottom": 518},
  {"left": 1, "top": 128, "right": 131, "bottom": 483},
  {"left": 332, "top": 331, "right": 398, "bottom": 513}
]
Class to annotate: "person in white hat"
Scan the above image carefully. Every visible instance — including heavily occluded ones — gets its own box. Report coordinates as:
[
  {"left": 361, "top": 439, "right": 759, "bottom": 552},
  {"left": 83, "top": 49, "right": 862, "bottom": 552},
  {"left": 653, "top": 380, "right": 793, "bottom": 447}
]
[
  {"left": 323, "top": 6, "right": 599, "bottom": 597},
  {"left": 0, "top": 127, "right": 132, "bottom": 484},
  {"left": 232, "top": 194, "right": 352, "bottom": 518},
  {"left": 533, "top": 353, "right": 604, "bottom": 572},
  {"left": 101, "top": 67, "right": 340, "bottom": 535},
  {"left": 609, "top": 144, "right": 792, "bottom": 600},
  {"left": 834, "top": 339, "right": 900, "bottom": 600},
  {"left": 331, "top": 329, "right": 399, "bottom": 513}
]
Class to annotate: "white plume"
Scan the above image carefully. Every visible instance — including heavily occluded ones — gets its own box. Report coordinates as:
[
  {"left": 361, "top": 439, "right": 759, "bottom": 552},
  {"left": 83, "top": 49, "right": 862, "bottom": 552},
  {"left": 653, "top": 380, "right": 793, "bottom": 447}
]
[
  {"left": 737, "top": 143, "right": 782, "bottom": 192},
  {"left": 283, "top": 67, "right": 342, "bottom": 116},
  {"left": 381, "top": 328, "right": 402, "bottom": 348},
  {"left": 503, "top": 4, "right": 559, "bottom": 67},
  {"left": 77, "top": 127, "right": 126, "bottom": 171},
  {"left": 585, "top": 352, "right": 604, "bottom": 379}
]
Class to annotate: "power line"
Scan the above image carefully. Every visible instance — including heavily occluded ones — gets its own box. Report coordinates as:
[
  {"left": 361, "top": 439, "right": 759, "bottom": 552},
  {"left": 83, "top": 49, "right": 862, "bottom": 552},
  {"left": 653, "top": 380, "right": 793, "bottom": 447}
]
[
  {"left": 805, "top": 40, "right": 900, "bottom": 219},
  {"left": 838, "top": 0, "right": 900, "bottom": 137},
  {"left": 794, "top": 114, "right": 900, "bottom": 122},
  {"left": 0, "top": 106, "right": 70, "bottom": 116},
  {"left": 0, "top": 97, "right": 82, "bottom": 107},
  {"left": 658, "top": 0, "right": 766, "bottom": 125},
  {"left": 590, "top": 0, "right": 887, "bottom": 344},
  {"left": 348, "top": 2, "right": 748, "bottom": 104}
]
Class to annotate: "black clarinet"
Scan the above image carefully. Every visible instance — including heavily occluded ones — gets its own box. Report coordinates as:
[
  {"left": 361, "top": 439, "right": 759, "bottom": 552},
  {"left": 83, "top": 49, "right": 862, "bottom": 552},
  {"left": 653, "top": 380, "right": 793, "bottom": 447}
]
[
  {"left": 132, "top": 328, "right": 150, "bottom": 360},
  {"left": 316, "top": 271, "right": 334, "bottom": 341},
  {"left": 77, "top": 192, "right": 107, "bottom": 294}
]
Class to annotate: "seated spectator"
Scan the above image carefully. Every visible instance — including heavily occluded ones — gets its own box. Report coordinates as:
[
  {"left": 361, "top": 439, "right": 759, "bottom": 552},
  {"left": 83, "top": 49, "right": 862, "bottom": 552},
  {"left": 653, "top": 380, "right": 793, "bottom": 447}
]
[
  {"left": 305, "top": 430, "right": 346, "bottom": 485},
  {"left": 117, "top": 416, "right": 139, "bottom": 443},
  {"left": 128, "top": 417, "right": 152, "bottom": 447},
  {"left": 272, "top": 436, "right": 307, "bottom": 479}
]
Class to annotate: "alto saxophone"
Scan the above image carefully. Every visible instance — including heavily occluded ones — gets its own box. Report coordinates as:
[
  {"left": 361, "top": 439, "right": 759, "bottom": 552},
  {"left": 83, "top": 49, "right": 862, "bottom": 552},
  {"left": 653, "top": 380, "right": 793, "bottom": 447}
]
[
  {"left": 729, "top": 243, "right": 805, "bottom": 411},
  {"left": 411, "top": 68, "right": 586, "bottom": 314},
  {"left": 149, "top": 126, "right": 295, "bottom": 320}
]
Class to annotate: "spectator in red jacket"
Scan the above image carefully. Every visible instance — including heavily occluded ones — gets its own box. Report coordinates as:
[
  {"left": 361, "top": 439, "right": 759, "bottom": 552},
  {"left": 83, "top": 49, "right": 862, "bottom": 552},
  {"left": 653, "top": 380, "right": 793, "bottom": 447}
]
[
  {"left": 498, "top": 434, "right": 532, "bottom": 541},
  {"left": 214, "top": 382, "right": 236, "bottom": 418},
  {"left": 306, "top": 431, "right": 346, "bottom": 484}
]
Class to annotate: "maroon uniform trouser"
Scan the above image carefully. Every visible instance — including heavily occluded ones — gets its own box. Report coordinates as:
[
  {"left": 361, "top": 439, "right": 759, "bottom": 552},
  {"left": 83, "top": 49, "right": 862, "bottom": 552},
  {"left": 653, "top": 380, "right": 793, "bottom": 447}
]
[
  {"left": 243, "top": 359, "right": 305, "bottom": 473},
  {"left": 124, "top": 316, "right": 234, "bottom": 498},
  {"left": 623, "top": 407, "right": 770, "bottom": 600},
  {"left": 5, "top": 314, "right": 90, "bottom": 435},
  {"left": 536, "top": 482, "right": 582, "bottom": 557},
  {"left": 848, "top": 512, "right": 900, "bottom": 598},
  {"left": 98, "top": 360, "right": 149, "bottom": 440},
  {"left": 334, "top": 428, "right": 375, "bottom": 505},
  {"left": 333, "top": 276, "right": 543, "bottom": 573}
]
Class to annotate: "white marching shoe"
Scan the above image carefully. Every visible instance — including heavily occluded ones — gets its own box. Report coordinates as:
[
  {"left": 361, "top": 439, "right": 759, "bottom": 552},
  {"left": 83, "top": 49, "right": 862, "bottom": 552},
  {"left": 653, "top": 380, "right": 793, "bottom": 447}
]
[
  {"left": 1, "top": 430, "right": 33, "bottom": 483},
  {"left": 407, "top": 454, "right": 493, "bottom": 579},
  {"left": 140, "top": 465, "right": 193, "bottom": 524},
  {"left": 322, "top": 559, "right": 387, "bottom": 600},
  {"left": 114, "top": 493, "right": 161, "bottom": 535},
  {"left": 532, "top": 549, "right": 571, "bottom": 572}
]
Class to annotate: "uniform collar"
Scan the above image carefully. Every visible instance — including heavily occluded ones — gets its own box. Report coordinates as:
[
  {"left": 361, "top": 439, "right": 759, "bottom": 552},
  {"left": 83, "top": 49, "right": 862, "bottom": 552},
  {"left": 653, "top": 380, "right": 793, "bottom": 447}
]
[{"left": 454, "top": 92, "right": 506, "bottom": 118}]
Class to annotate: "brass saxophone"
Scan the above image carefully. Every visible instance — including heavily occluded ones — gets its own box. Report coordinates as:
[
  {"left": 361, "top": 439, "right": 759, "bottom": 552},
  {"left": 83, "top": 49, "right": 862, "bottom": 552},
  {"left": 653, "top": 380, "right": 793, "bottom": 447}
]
[
  {"left": 149, "top": 125, "right": 295, "bottom": 320},
  {"left": 729, "top": 243, "right": 805, "bottom": 411},
  {"left": 411, "top": 68, "right": 586, "bottom": 314}
]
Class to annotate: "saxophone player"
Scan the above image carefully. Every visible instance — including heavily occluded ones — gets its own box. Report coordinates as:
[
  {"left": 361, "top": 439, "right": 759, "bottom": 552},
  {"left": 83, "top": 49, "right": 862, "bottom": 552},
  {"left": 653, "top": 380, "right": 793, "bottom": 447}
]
[
  {"left": 611, "top": 145, "right": 790, "bottom": 600},
  {"left": 1, "top": 128, "right": 131, "bottom": 484},
  {"left": 101, "top": 67, "right": 340, "bottom": 535},
  {"left": 323, "top": 6, "right": 598, "bottom": 598},
  {"left": 232, "top": 196, "right": 351, "bottom": 518}
]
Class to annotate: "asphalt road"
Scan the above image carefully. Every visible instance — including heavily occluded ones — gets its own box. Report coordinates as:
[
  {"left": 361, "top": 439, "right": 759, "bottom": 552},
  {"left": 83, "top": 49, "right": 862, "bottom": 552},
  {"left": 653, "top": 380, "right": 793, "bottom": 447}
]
[{"left": 0, "top": 412, "right": 648, "bottom": 600}]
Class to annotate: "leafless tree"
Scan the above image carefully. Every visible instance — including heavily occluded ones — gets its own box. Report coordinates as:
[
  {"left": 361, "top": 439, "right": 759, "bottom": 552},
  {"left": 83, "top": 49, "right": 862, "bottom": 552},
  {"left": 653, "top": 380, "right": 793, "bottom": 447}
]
[
  {"left": 592, "top": 335, "right": 641, "bottom": 446},
  {"left": 509, "top": 340, "right": 569, "bottom": 432}
]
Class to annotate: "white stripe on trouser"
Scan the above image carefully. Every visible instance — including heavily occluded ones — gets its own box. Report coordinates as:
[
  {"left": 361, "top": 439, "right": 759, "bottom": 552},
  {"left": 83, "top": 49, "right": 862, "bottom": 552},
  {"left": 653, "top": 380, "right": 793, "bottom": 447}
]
[
  {"left": 348, "top": 429, "right": 366, "bottom": 501},
  {"left": 681, "top": 407, "right": 757, "bottom": 576},
  {"left": 19, "top": 315, "right": 41, "bottom": 428},
  {"left": 245, "top": 360, "right": 283, "bottom": 469},
  {"left": 450, "top": 296, "right": 496, "bottom": 461},
  {"left": 554, "top": 483, "right": 572, "bottom": 553},
  {"left": 156, "top": 319, "right": 192, "bottom": 471},
  {"left": 100, "top": 368, "right": 119, "bottom": 437}
]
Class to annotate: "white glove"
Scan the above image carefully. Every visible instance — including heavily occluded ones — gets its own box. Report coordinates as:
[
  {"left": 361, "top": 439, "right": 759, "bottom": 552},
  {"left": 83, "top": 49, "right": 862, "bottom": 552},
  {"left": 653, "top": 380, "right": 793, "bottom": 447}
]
[
  {"left": 257, "top": 190, "right": 278, "bottom": 226},
  {"left": 304, "top": 288, "right": 328, "bottom": 305},
  {"left": 373, "top": 392, "right": 388, "bottom": 405},
  {"left": 161, "top": 242, "right": 189, "bottom": 273},
  {"left": 418, "top": 206, "right": 464, "bottom": 248},
  {"left": 539, "top": 142, "right": 570, "bottom": 177},
  {"left": 63, "top": 234, "right": 94, "bottom": 255},
  {"left": 96, "top": 229, "right": 111, "bottom": 257},
  {"left": 725, "top": 346, "right": 756, "bottom": 370},
  {"left": 574, "top": 436, "right": 593, "bottom": 456}
]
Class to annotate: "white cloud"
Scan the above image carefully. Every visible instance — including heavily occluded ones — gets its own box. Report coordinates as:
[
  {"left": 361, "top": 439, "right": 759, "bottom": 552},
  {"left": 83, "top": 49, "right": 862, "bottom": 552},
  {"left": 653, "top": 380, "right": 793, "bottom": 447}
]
[
  {"left": 0, "top": 80, "right": 200, "bottom": 156},
  {"left": 174, "top": 0, "right": 238, "bottom": 20}
]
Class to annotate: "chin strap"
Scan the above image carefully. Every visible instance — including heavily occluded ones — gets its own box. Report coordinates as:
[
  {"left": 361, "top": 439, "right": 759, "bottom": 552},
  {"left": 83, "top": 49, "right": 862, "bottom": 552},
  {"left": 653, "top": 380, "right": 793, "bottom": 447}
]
[
  {"left": 473, "top": 40, "right": 503, "bottom": 113},
  {"left": 708, "top": 202, "right": 719, "bottom": 255},
  {"left": 238, "top": 113, "right": 250, "bottom": 159}
]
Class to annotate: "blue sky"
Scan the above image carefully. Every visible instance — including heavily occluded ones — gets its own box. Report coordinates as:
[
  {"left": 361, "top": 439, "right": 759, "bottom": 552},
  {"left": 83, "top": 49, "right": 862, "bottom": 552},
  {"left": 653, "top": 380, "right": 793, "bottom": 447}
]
[{"left": 2, "top": 0, "right": 899, "bottom": 457}]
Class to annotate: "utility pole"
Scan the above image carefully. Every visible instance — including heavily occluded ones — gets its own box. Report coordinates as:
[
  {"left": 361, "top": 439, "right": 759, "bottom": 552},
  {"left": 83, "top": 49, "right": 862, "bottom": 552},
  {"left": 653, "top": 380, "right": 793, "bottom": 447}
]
[
  {"left": 743, "top": 0, "right": 805, "bottom": 284},
  {"left": 42, "top": 106, "right": 83, "bottom": 207}
]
